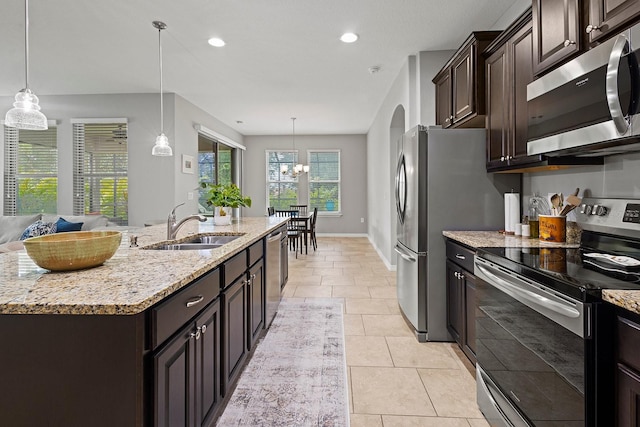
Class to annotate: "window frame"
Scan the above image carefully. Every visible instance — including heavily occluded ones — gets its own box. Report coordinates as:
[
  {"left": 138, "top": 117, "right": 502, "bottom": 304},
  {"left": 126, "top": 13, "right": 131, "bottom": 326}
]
[
  {"left": 3, "top": 122, "right": 58, "bottom": 216},
  {"left": 71, "top": 118, "right": 129, "bottom": 225},
  {"left": 307, "top": 149, "right": 341, "bottom": 216},
  {"left": 265, "top": 149, "right": 300, "bottom": 210}
]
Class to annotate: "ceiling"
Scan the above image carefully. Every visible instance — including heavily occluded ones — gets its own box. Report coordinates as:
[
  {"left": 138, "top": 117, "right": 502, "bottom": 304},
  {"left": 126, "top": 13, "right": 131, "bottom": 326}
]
[{"left": 0, "top": 0, "right": 519, "bottom": 136}]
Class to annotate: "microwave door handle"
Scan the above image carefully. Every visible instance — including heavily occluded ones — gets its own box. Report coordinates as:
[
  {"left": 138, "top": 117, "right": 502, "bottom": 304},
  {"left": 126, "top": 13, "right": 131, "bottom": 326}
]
[{"left": 606, "top": 33, "right": 631, "bottom": 135}]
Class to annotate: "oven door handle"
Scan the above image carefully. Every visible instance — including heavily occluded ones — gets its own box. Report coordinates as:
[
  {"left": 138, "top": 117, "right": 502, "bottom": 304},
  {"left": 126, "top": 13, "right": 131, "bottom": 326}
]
[{"left": 475, "top": 262, "right": 581, "bottom": 320}]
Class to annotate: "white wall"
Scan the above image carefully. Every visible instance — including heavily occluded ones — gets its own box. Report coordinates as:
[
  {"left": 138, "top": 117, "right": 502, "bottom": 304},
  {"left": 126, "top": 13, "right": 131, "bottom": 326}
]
[
  {"left": 491, "top": 0, "right": 530, "bottom": 29},
  {"left": 1, "top": 93, "right": 243, "bottom": 227},
  {"left": 243, "top": 134, "right": 367, "bottom": 234}
]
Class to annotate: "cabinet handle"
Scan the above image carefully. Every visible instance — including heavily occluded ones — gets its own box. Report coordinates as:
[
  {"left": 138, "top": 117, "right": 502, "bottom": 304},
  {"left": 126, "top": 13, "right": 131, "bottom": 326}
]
[
  {"left": 251, "top": 273, "right": 257, "bottom": 280},
  {"left": 185, "top": 295, "right": 204, "bottom": 308},
  {"left": 563, "top": 40, "right": 576, "bottom": 47},
  {"left": 455, "top": 254, "right": 466, "bottom": 260},
  {"left": 500, "top": 156, "right": 505, "bottom": 161},
  {"left": 454, "top": 271, "right": 460, "bottom": 279},
  {"left": 200, "top": 324, "right": 207, "bottom": 335},
  {"left": 459, "top": 273, "right": 465, "bottom": 280},
  {"left": 190, "top": 327, "right": 201, "bottom": 340},
  {"left": 586, "top": 24, "right": 601, "bottom": 34}
]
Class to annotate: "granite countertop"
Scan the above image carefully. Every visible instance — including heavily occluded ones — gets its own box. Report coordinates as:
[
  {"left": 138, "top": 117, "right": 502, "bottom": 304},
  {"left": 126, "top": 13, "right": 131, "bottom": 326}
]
[
  {"left": 444, "top": 230, "right": 640, "bottom": 315},
  {"left": 443, "top": 230, "right": 580, "bottom": 249},
  {"left": 0, "top": 217, "right": 287, "bottom": 316}
]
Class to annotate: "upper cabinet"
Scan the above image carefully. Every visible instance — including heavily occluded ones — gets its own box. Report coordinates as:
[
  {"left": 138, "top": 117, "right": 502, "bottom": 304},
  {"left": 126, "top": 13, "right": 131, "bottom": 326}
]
[
  {"left": 433, "top": 32, "right": 500, "bottom": 128},
  {"left": 587, "top": 0, "right": 640, "bottom": 43},
  {"left": 485, "top": 10, "right": 535, "bottom": 171},
  {"left": 532, "top": 0, "right": 582, "bottom": 75}
]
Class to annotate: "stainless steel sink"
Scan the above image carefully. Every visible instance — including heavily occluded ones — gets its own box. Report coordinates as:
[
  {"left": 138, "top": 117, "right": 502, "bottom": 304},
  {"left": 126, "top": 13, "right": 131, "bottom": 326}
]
[
  {"left": 142, "top": 234, "right": 244, "bottom": 250},
  {"left": 147, "top": 243, "right": 225, "bottom": 251},
  {"left": 183, "top": 235, "right": 242, "bottom": 245}
]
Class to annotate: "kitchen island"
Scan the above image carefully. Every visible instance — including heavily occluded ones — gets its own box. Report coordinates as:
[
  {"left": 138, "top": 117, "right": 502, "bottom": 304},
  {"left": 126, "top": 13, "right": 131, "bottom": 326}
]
[{"left": 0, "top": 216, "right": 287, "bottom": 427}]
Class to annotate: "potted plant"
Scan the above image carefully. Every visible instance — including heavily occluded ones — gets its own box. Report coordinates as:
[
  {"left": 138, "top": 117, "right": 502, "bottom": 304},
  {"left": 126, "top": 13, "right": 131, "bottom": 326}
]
[{"left": 200, "top": 182, "right": 252, "bottom": 225}]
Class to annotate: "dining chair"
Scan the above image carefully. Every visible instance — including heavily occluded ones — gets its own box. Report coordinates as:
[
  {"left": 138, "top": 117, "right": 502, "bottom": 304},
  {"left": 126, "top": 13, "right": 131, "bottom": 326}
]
[
  {"left": 309, "top": 207, "right": 318, "bottom": 250},
  {"left": 275, "top": 209, "right": 302, "bottom": 257},
  {"left": 267, "top": 206, "right": 275, "bottom": 216},
  {"left": 289, "top": 205, "right": 308, "bottom": 215}
]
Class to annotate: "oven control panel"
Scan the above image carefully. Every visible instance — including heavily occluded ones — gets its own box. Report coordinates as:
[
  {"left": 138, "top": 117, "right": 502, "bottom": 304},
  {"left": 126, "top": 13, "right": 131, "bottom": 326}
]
[
  {"left": 575, "top": 198, "right": 640, "bottom": 238},
  {"left": 623, "top": 203, "right": 640, "bottom": 224}
]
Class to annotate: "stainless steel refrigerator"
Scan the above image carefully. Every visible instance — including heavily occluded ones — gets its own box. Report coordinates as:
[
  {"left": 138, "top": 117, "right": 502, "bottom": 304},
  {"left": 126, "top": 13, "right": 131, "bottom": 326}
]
[{"left": 394, "top": 125, "right": 519, "bottom": 342}]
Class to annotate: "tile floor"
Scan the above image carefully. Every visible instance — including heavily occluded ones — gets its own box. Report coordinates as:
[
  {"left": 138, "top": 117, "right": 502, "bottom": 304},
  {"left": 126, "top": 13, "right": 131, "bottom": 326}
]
[{"left": 282, "top": 236, "right": 489, "bottom": 427}]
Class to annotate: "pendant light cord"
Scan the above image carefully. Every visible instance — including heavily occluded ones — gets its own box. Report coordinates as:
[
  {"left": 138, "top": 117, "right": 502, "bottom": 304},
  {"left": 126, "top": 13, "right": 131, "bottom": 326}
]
[
  {"left": 24, "top": 0, "right": 30, "bottom": 89},
  {"left": 158, "top": 25, "right": 164, "bottom": 134}
]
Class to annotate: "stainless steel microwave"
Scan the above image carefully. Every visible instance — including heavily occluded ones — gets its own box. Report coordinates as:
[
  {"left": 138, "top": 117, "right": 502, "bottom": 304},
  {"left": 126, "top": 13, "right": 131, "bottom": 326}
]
[{"left": 527, "top": 22, "right": 640, "bottom": 157}]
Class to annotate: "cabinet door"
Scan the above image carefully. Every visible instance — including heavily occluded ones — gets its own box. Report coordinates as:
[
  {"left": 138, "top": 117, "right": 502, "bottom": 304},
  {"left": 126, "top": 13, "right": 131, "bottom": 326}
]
[
  {"left": 463, "top": 272, "right": 477, "bottom": 364},
  {"left": 485, "top": 44, "right": 509, "bottom": 168},
  {"left": 434, "top": 71, "right": 452, "bottom": 128},
  {"left": 511, "top": 23, "right": 534, "bottom": 161},
  {"left": 195, "top": 301, "right": 221, "bottom": 427},
  {"left": 446, "top": 260, "right": 462, "bottom": 343},
  {"left": 533, "top": 0, "right": 581, "bottom": 75},
  {"left": 154, "top": 323, "right": 196, "bottom": 427},
  {"left": 451, "top": 44, "right": 474, "bottom": 124},
  {"left": 617, "top": 363, "right": 640, "bottom": 426},
  {"left": 588, "top": 0, "right": 640, "bottom": 44},
  {"left": 222, "top": 276, "right": 248, "bottom": 395},
  {"left": 248, "top": 259, "right": 265, "bottom": 349}
]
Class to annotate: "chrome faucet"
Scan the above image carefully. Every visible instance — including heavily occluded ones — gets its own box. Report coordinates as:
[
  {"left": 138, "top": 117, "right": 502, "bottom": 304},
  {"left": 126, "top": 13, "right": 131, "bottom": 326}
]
[{"left": 167, "top": 202, "right": 207, "bottom": 240}]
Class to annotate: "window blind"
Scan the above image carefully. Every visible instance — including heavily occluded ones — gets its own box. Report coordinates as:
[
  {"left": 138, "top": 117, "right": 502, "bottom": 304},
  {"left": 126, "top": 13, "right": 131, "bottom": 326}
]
[
  {"left": 3, "top": 126, "right": 58, "bottom": 215},
  {"left": 73, "top": 122, "right": 128, "bottom": 225}
]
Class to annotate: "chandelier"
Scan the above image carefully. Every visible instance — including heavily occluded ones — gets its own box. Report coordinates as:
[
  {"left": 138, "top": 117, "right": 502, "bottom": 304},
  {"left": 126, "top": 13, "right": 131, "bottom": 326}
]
[{"left": 281, "top": 117, "right": 309, "bottom": 177}]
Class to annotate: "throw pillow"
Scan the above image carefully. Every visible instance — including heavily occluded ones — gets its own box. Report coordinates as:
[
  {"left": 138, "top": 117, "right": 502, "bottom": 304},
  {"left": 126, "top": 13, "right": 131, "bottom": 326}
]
[
  {"left": 56, "top": 217, "right": 84, "bottom": 233},
  {"left": 20, "top": 221, "right": 58, "bottom": 240},
  {"left": 0, "top": 214, "right": 42, "bottom": 244}
]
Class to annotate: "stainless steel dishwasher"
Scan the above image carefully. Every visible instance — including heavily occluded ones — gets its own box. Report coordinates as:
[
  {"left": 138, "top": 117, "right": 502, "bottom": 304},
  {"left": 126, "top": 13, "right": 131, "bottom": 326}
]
[{"left": 266, "top": 226, "right": 285, "bottom": 327}]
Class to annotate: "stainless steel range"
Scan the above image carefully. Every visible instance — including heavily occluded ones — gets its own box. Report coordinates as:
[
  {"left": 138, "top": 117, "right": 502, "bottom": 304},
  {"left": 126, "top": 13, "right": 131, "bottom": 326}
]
[{"left": 474, "top": 198, "right": 640, "bottom": 426}]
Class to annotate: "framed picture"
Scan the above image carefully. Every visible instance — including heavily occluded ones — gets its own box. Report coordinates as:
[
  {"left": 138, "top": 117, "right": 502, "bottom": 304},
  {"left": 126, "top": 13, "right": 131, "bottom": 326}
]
[{"left": 182, "top": 154, "right": 194, "bottom": 174}]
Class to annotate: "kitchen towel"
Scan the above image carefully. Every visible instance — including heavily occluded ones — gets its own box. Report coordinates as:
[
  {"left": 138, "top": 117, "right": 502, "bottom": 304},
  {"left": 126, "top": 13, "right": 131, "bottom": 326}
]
[{"left": 504, "top": 193, "right": 520, "bottom": 234}]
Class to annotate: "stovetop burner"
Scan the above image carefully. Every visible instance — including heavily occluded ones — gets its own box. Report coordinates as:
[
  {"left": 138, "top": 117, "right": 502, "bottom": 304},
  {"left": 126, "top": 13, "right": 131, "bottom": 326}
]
[{"left": 477, "top": 198, "right": 640, "bottom": 301}]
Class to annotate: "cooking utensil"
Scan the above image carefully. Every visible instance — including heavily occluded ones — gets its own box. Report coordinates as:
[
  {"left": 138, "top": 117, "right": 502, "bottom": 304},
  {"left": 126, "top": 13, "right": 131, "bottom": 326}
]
[
  {"left": 551, "top": 193, "right": 562, "bottom": 215},
  {"left": 559, "top": 195, "right": 582, "bottom": 216}
]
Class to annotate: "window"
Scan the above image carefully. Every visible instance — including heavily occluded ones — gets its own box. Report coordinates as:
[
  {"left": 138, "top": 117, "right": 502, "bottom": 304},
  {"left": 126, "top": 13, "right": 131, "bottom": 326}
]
[
  {"left": 308, "top": 150, "right": 340, "bottom": 213},
  {"left": 72, "top": 120, "right": 128, "bottom": 225},
  {"left": 3, "top": 125, "right": 58, "bottom": 216},
  {"left": 198, "top": 134, "right": 236, "bottom": 214},
  {"left": 266, "top": 150, "right": 298, "bottom": 209}
]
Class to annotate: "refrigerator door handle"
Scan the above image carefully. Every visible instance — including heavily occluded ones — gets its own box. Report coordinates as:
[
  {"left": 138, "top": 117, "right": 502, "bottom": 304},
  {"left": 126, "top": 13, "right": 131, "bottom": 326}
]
[
  {"left": 394, "top": 244, "right": 416, "bottom": 262},
  {"left": 395, "top": 154, "right": 406, "bottom": 224}
]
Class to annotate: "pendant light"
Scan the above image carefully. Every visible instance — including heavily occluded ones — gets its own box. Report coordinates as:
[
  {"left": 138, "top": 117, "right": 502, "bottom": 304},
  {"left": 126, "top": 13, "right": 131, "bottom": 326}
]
[
  {"left": 5, "top": 0, "right": 48, "bottom": 130},
  {"left": 151, "top": 20, "right": 172, "bottom": 156},
  {"left": 281, "top": 117, "right": 308, "bottom": 176}
]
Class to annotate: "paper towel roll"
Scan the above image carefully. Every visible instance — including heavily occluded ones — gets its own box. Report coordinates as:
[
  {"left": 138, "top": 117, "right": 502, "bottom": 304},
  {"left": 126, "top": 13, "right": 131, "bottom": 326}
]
[{"left": 504, "top": 193, "right": 520, "bottom": 234}]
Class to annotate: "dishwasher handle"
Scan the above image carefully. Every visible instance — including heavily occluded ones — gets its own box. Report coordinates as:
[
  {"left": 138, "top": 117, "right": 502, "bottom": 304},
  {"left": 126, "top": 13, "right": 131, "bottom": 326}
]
[{"left": 267, "top": 232, "right": 283, "bottom": 243}]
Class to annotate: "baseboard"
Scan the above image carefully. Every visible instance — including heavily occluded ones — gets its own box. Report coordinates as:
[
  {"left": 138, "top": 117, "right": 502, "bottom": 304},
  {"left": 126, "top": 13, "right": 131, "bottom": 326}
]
[
  {"left": 366, "top": 235, "right": 396, "bottom": 271},
  {"left": 316, "top": 233, "right": 368, "bottom": 237}
]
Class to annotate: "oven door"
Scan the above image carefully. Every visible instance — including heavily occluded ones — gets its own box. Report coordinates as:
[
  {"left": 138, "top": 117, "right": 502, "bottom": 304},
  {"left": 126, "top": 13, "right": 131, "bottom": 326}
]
[{"left": 474, "top": 257, "right": 587, "bottom": 426}]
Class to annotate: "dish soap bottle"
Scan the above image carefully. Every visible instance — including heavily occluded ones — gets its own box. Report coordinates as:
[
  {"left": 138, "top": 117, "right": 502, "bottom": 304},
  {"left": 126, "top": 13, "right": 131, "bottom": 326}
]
[{"left": 529, "top": 195, "right": 540, "bottom": 239}]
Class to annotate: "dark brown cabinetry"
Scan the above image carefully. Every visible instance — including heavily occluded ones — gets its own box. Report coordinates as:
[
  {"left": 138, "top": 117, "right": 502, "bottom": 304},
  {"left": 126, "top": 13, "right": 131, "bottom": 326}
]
[
  {"left": 587, "top": 0, "right": 640, "bottom": 44},
  {"left": 616, "top": 313, "right": 640, "bottom": 425},
  {"left": 154, "top": 299, "right": 221, "bottom": 427},
  {"left": 433, "top": 31, "right": 500, "bottom": 129},
  {"left": 248, "top": 259, "right": 265, "bottom": 349},
  {"left": 222, "top": 270, "right": 248, "bottom": 394},
  {"left": 532, "top": 0, "right": 582, "bottom": 75},
  {"left": 485, "top": 10, "right": 536, "bottom": 171},
  {"left": 445, "top": 239, "right": 477, "bottom": 364}
]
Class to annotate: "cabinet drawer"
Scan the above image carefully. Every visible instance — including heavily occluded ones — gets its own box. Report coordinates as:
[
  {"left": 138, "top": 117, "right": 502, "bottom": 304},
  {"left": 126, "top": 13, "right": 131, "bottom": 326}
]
[
  {"left": 224, "top": 250, "right": 247, "bottom": 288},
  {"left": 151, "top": 268, "right": 220, "bottom": 349},
  {"left": 248, "top": 239, "right": 263, "bottom": 267},
  {"left": 618, "top": 315, "right": 640, "bottom": 373},
  {"left": 446, "top": 240, "right": 475, "bottom": 272}
]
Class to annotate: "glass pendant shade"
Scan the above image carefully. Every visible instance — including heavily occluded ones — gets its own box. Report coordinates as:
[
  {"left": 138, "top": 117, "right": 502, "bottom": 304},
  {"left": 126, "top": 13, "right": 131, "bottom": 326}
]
[
  {"left": 295, "top": 164, "right": 303, "bottom": 173},
  {"left": 152, "top": 133, "right": 172, "bottom": 156},
  {"left": 281, "top": 164, "right": 288, "bottom": 174},
  {"left": 303, "top": 165, "right": 310, "bottom": 173},
  {"left": 5, "top": 88, "right": 48, "bottom": 130}
]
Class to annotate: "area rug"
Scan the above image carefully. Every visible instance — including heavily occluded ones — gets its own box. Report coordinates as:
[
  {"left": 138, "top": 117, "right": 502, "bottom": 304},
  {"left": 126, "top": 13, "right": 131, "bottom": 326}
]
[{"left": 216, "top": 300, "right": 349, "bottom": 427}]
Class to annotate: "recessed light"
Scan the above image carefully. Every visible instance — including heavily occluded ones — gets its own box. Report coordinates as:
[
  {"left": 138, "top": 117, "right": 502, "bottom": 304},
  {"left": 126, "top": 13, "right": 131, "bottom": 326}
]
[
  {"left": 208, "top": 37, "right": 225, "bottom": 47},
  {"left": 340, "top": 33, "right": 358, "bottom": 43}
]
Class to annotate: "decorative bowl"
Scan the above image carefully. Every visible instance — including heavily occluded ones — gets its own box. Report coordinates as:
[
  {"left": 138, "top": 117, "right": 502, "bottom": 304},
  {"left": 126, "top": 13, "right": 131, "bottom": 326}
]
[{"left": 23, "top": 231, "right": 122, "bottom": 271}]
